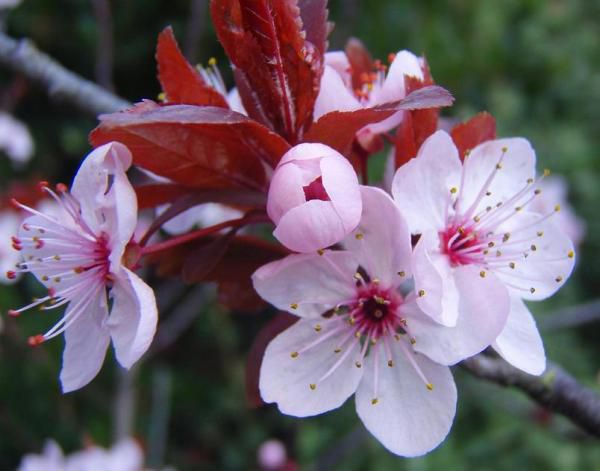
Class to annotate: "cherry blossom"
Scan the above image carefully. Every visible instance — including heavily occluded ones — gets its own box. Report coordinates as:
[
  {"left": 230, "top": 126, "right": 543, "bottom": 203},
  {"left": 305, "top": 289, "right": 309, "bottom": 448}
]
[
  {"left": 267, "top": 143, "right": 362, "bottom": 253},
  {"left": 391, "top": 130, "right": 576, "bottom": 374},
  {"left": 254, "top": 187, "right": 508, "bottom": 456},
  {"left": 313, "top": 50, "right": 425, "bottom": 149},
  {"left": 7, "top": 142, "right": 158, "bottom": 392}
]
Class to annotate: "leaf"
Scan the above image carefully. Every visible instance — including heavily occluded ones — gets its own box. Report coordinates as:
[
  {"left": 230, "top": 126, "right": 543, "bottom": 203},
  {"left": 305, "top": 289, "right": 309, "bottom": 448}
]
[
  {"left": 135, "top": 183, "right": 192, "bottom": 210},
  {"left": 304, "top": 85, "right": 454, "bottom": 156},
  {"left": 210, "top": 0, "right": 326, "bottom": 142},
  {"left": 90, "top": 103, "right": 290, "bottom": 190},
  {"left": 451, "top": 111, "right": 497, "bottom": 160},
  {"left": 156, "top": 27, "right": 229, "bottom": 108},
  {"left": 298, "top": 0, "right": 330, "bottom": 56},
  {"left": 245, "top": 312, "right": 297, "bottom": 407}
]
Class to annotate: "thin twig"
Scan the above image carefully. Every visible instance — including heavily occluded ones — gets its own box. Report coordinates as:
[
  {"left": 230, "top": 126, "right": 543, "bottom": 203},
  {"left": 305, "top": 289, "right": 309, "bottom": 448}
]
[
  {"left": 0, "top": 31, "right": 129, "bottom": 116},
  {"left": 539, "top": 299, "right": 600, "bottom": 331},
  {"left": 462, "top": 355, "right": 600, "bottom": 437}
]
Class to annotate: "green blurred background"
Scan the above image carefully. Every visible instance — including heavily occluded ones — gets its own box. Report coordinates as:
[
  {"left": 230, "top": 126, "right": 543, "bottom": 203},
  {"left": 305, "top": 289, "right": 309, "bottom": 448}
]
[{"left": 1, "top": 0, "right": 599, "bottom": 469}]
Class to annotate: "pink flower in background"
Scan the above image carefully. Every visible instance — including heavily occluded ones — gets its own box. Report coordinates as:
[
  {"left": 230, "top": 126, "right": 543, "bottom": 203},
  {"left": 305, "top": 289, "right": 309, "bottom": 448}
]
[
  {"left": 0, "top": 111, "right": 34, "bottom": 166},
  {"left": 18, "top": 438, "right": 143, "bottom": 471},
  {"left": 530, "top": 175, "right": 585, "bottom": 247},
  {"left": 257, "top": 439, "right": 287, "bottom": 471},
  {"left": 254, "top": 187, "right": 508, "bottom": 456},
  {"left": 314, "top": 50, "right": 424, "bottom": 149},
  {"left": 267, "top": 143, "right": 361, "bottom": 253},
  {"left": 391, "top": 131, "right": 576, "bottom": 374},
  {"left": 7, "top": 142, "right": 158, "bottom": 392}
]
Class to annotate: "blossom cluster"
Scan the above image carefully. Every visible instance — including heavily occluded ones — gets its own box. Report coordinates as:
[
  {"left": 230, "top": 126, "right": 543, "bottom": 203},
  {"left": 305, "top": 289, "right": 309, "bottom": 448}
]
[{"left": 2, "top": 0, "right": 581, "bottom": 459}]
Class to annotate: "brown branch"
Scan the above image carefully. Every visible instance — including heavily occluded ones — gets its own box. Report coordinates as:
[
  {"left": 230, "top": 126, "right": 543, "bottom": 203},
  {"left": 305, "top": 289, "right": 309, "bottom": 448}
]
[
  {"left": 0, "top": 31, "right": 129, "bottom": 116},
  {"left": 462, "top": 354, "right": 600, "bottom": 437},
  {"left": 540, "top": 299, "right": 600, "bottom": 331}
]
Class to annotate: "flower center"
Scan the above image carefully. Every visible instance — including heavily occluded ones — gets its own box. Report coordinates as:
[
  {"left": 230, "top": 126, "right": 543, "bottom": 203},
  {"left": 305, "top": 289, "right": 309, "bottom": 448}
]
[
  {"left": 440, "top": 225, "right": 482, "bottom": 266},
  {"left": 349, "top": 283, "right": 403, "bottom": 340},
  {"left": 303, "top": 176, "right": 330, "bottom": 201}
]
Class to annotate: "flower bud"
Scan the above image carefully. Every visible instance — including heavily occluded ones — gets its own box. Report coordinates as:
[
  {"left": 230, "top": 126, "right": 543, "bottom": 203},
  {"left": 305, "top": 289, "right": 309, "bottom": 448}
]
[{"left": 267, "top": 143, "right": 361, "bottom": 253}]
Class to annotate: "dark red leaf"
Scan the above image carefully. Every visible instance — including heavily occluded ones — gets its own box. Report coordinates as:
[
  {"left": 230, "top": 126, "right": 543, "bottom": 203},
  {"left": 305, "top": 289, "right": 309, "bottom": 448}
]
[
  {"left": 304, "top": 85, "right": 454, "bottom": 157},
  {"left": 210, "top": 0, "right": 326, "bottom": 142},
  {"left": 156, "top": 27, "right": 229, "bottom": 108},
  {"left": 90, "top": 103, "right": 290, "bottom": 190},
  {"left": 345, "top": 38, "right": 373, "bottom": 91},
  {"left": 182, "top": 228, "right": 239, "bottom": 283},
  {"left": 451, "top": 112, "right": 497, "bottom": 160},
  {"left": 245, "top": 312, "right": 297, "bottom": 407},
  {"left": 298, "top": 0, "right": 330, "bottom": 56},
  {"left": 135, "top": 184, "right": 192, "bottom": 210}
]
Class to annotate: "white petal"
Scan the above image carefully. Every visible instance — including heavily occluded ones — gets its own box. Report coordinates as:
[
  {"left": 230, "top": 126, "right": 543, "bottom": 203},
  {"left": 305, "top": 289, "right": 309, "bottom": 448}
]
[
  {"left": 412, "top": 236, "right": 459, "bottom": 326},
  {"left": 493, "top": 297, "right": 545, "bottom": 375},
  {"left": 71, "top": 142, "right": 137, "bottom": 271},
  {"left": 355, "top": 343, "right": 456, "bottom": 457},
  {"left": 392, "top": 131, "right": 462, "bottom": 234},
  {"left": 260, "top": 318, "right": 363, "bottom": 417},
  {"left": 373, "top": 50, "right": 423, "bottom": 105},
  {"left": 313, "top": 65, "right": 360, "bottom": 120},
  {"left": 343, "top": 186, "right": 413, "bottom": 287},
  {"left": 107, "top": 268, "right": 158, "bottom": 369},
  {"left": 407, "top": 265, "right": 510, "bottom": 365},
  {"left": 458, "top": 138, "right": 535, "bottom": 217},
  {"left": 60, "top": 292, "right": 110, "bottom": 393},
  {"left": 252, "top": 252, "right": 357, "bottom": 318}
]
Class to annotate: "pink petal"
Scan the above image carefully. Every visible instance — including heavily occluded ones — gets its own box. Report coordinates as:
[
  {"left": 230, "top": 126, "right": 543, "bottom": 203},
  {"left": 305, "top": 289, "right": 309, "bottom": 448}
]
[
  {"left": 493, "top": 211, "right": 575, "bottom": 300},
  {"left": 343, "top": 186, "right": 413, "bottom": 287},
  {"left": 458, "top": 138, "right": 536, "bottom": 217},
  {"left": 493, "top": 297, "right": 545, "bottom": 375},
  {"left": 71, "top": 142, "right": 137, "bottom": 272},
  {"left": 273, "top": 200, "right": 346, "bottom": 253},
  {"left": 372, "top": 50, "right": 423, "bottom": 105},
  {"left": 320, "top": 153, "right": 362, "bottom": 232},
  {"left": 392, "top": 131, "right": 462, "bottom": 234},
  {"left": 313, "top": 65, "right": 360, "bottom": 120},
  {"left": 412, "top": 235, "right": 459, "bottom": 326},
  {"left": 259, "top": 318, "right": 363, "bottom": 417},
  {"left": 60, "top": 291, "right": 110, "bottom": 393},
  {"left": 407, "top": 265, "right": 510, "bottom": 365},
  {"left": 266, "top": 162, "right": 307, "bottom": 224},
  {"left": 355, "top": 342, "right": 456, "bottom": 457},
  {"left": 107, "top": 268, "right": 158, "bottom": 369},
  {"left": 252, "top": 252, "right": 357, "bottom": 318},
  {"left": 324, "top": 51, "right": 351, "bottom": 77}
]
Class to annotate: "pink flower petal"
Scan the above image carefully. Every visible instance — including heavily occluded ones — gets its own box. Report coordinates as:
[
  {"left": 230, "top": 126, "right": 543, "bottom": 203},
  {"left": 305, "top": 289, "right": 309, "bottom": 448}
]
[
  {"left": 107, "top": 268, "right": 158, "bottom": 369},
  {"left": 320, "top": 154, "right": 362, "bottom": 232},
  {"left": 407, "top": 265, "right": 510, "bottom": 365},
  {"left": 355, "top": 342, "right": 456, "bottom": 457},
  {"left": 60, "top": 291, "right": 110, "bottom": 393},
  {"left": 392, "top": 130, "right": 462, "bottom": 234},
  {"left": 343, "top": 186, "right": 413, "bottom": 287},
  {"left": 373, "top": 50, "right": 423, "bottom": 105},
  {"left": 493, "top": 297, "right": 545, "bottom": 375},
  {"left": 260, "top": 318, "right": 364, "bottom": 417},
  {"left": 252, "top": 252, "right": 357, "bottom": 318},
  {"left": 266, "top": 162, "right": 307, "bottom": 224},
  {"left": 313, "top": 65, "right": 360, "bottom": 120}
]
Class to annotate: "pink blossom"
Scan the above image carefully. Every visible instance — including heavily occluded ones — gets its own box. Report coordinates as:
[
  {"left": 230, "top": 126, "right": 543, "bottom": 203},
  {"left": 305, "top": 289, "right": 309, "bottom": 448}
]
[
  {"left": 257, "top": 439, "right": 287, "bottom": 470},
  {"left": 7, "top": 142, "right": 158, "bottom": 392},
  {"left": 313, "top": 50, "right": 425, "bottom": 149},
  {"left": 391, "top": 131, "right": 576, "bottom": 374},
  {"left": 0, "top": 209, "right": 23, "bottom": 284},
  {"left": 267, "top": 143, "right": 361, "bottom": 253},
  {"left": 254, "top": 187, "right": 508, "bottom": 456}
]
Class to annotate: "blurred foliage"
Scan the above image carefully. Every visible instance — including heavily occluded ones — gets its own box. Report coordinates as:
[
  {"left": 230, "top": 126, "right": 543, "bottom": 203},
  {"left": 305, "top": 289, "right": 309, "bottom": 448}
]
[{"left": 0, "top": 0, "right": 599, "bottom": 469}]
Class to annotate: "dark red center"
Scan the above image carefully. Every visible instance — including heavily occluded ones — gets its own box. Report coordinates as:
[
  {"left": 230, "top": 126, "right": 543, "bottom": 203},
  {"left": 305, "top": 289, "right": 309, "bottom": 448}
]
[
  {"left": 440, "top": 225, "right": 481, "bottom": 266},
  {"left": 303, "top": 177, "right": 330, "bottom": 201}
]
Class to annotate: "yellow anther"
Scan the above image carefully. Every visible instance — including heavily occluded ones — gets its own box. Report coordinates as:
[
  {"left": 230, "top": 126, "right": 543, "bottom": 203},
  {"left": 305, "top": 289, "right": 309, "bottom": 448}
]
[
  {"left": 371, "top": 398, "right": 379, "bottom": 405},
  {"left": 53, "top": 277, "right": 61, "bottom": 283},
  {"left": 509, "top": 262, "right": 516, "bottom": 269},
  {"left": 515, "top": 206, "right": 522, "bottom": 212},
  {"left": 537, "top": 231, "right": 544, "bottom": 237},
  {"left": 370, "top": 338, "right": 377, "bottom": 345},
  {"left": 314, "top": 324, "right": 322, "bottom": 332},
  {"left": 355, "top": 361, "right": 362, "bottom": 368},
  {"left": 479, "top": 271, "right": 486, "bottom": 278},
  {"left": 388, "top": 360, "right": 394, "bottom": 367},
  {"left": 348, "top": 317, "right": 356, "bottom": 325},
  {"left": 418, "top": 289, "right": 425, "bottom": 297},
  {"left": 398, "top": 271, "right": 406, "bottom": 277},
  {"left": 501, "top": 146, "right": 508, "bottom": 153},
  {"left": 355, "top": 331, "right": 361, "bottom": 338},
  {"left": 290, "top": 352, "right": 299, "bottom": 358},
  {"left": 309, "top": 383, "right": 316, "bottom": 390},
  {"left": 543, "top": 168, "right": 551, "bottom": 177},
  {"left": 334, "top": 348, "right": 341, "bottom": 353},
  {"left": 374, "top": 296, "right": 386, "bottom": 305},
  {"left": 355, "top": 232, "right": 364, "bottom": 240},
  {"left": 41, "top": 275, "right": 49, "bottom": 281},
  {"left": 394, "top": 334, "right": 401, "bottom": 341},
  {"left": 527, "top": 178, "right": 534, "bottom": 184},
  {"left": 410, "top": 337, "right": 416, "bottom": 345},
  {"left": 555, "top": 276, "right": 563, "bottom": 283},
  {"left": 53, "top": 255, "right": 61, "bottom": 261},
  {"left": 554, "top": 204, "right": 561, "bottom": 212},
  {"left": 496, "top": 163, "right": 503, "bottom": 170},
  {"left": 450, "top": 187, "right": 458, "bottom": 194},
  {"left": 157, "top": 92, "right": 166, "bottom": 101},
  {"left": 317, "top": 249, "right": 325, "bottom": 256},
  {"left": 568, "top": 250, "right": 574, "bottom": 258},
  {"left": 290, "top": 303, "right": 298, "bottom": 310},
  {"left": 426, "top": 383, "right": 434, "bottom": 391},
  {"left": 464, "top": 149, "right": 471, "bottom": 157},
  {"left": 208, "top": 57, "right": 217, "bottom": 66}
]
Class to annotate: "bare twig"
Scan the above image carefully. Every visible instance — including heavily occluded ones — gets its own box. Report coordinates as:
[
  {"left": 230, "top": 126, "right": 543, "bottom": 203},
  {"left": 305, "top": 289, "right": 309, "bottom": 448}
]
[
  {"left": 540, "top": 299, "right": 600, "bottom": 331},
  {"left": 0, "top": 31, "right": 129, "bottom": 116},
  {"left": 462, "top": 355, "right": 600, "bottom": 437},
  {"left": 91, "top": 0, "right": 115, "bottom": 91}
]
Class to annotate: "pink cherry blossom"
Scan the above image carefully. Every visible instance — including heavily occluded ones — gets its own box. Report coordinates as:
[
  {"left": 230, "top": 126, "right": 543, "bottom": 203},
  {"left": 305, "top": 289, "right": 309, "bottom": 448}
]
[
  {"left": 1, "top": 208, "right": 23, "bottom": 284},
  {"left": 254, "top": 187, "right": 508, "bottom": 456},
  {"left": 392, "top": 130, "right": 576, "bottom": 375},
  {"left": 313, "top": 50, "right": 425, "bottom": 150},
  {"left": 267, "top": 143, "right": 361, "bottom": 253},
  {"left": 7, "top": 142, "right": 158, "bottom": 392}
]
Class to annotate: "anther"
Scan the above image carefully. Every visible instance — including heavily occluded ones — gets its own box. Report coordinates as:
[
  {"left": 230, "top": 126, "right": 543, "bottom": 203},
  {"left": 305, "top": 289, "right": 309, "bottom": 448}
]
[
  {"left": 488, "top": 242, "right": 495, "bottom": 248},
  {"left": 426, "top": 383, "right": 434, "bottom": 391},
  {"left": 418, "top": 289, "right": 425, "bottom": 297},
  {"left": 309, "top": 384, "right": 316, "bottom": 390},
  {"left": 534, "top": 189, "right": 541, "bottom": 195},
  {"left": 501, "top": 146, "right": 508, "bottom": 153},
  {"left": 530, "top": 244, "right": 537, "bottom": 251},
  {"left": 387, "top": 360, "right": 394, "bottom": 367},
  {"left": 371, "top": 398, "right": 379, "bottom": 405},
  {"left": 537, "top": 231, "right": 544, "bottom": 237},
  {"left": 397, "top": 271, "right": 406, "bottom": 277},
  {"left": 509, "top": 262, "right": 516, "bottom": 269},
  {"left": 530, "top": 287, "right": 536, "bottom": 294},
  {"left": 6, "top": 271, "right": 16, "bottom": 280},
  {"left": 410, "top": 338, "right": 416, "bottom": 345},
  {"left": 450, "top": 187, "right": 458, "bottom": 194},
  {"left": 486, "top": 191, "right": 492, "bottom": 196},
  {"left": 543, "top": 169, "right": 551, "bottom": 177},
  {"left": 496, "top": 163, "right": 503, "bottom": 170},
  {"left": 56, "top": 183, "right": 68, "bottom": 193},
  {"left": 334, "top": 348, "right": 341, "bottom": 354},
  {"left": 355, "top": 361, "right": 362, "bottom": 368},
  {"left": 290, "top": 303, "right": 298, "bottom": 310},
  {"left": 28, "top": 334, "right": 45, "bottom": 346},
  {"left": 394, "top": 334, "right": 401, "bottom": 341},
  {"left": 479, "top": 271, "right": 486, "bottom": 278},
  {"left": 8, "top": 309, "right": 20, "bottom": 317},
  {"left": 527, "top": 178, "right": 534, "bottom": 184},
  {"left": 568, "top": 250, "right": 574, "bottom": 258},
  {"left": 317, "top": 249, "right": 325, "bottom": 256},
  {"left": 314, "top": 324, "right": 322, "bottom": 332},
  {"left": 555, "top": 276, "right": 563, "bottom": 283},
  {"left": 515, "top": 206, "right": 522, "bottom": 212},
  {"left": 290, "top": 352, "right": 299, "bottom": 358},
  {"left": 355, "top": 232, "right": 364, "bottom": 240},
  {"left": 208, "top": 57, "right": 217, "bottom": 66},
  {"left": 554, "top": 204, "right": 561, "bottom": 212}
]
